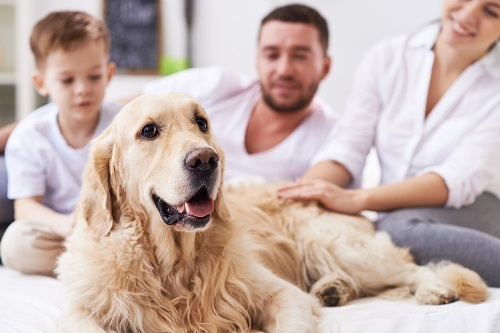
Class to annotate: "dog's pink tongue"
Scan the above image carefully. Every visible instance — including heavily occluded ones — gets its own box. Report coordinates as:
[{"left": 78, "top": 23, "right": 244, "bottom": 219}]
[{"left": 185, "top": 199, "right": 214, "bottom": 217}]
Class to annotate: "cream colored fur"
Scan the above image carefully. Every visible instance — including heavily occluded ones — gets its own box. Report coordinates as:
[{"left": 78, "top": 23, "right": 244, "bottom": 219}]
[
  {"left": 226, "top": 182, "right": 489, "bottom": 306},
  {"left": 57, "top": 92, "right": 488, "bottom": 333},
  {"left": 56, "top": 93, "right": 319, "bottom": 333}
]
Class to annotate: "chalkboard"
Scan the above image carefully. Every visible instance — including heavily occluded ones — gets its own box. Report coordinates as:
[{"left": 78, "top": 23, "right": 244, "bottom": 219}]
[{"left": 104, "top": 0, "right": 161, "bottom": 73}]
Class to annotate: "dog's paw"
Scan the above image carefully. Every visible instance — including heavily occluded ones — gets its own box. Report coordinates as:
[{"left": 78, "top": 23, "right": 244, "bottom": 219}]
[
  {"left": 414, "top": 282, "right": 458, "bottom": 305},
  {"left": 318, "top": 286, "right": 343, "bottom": 307},
  {"left": 310, "top": 275, "right": 358, "bottom": 307}
]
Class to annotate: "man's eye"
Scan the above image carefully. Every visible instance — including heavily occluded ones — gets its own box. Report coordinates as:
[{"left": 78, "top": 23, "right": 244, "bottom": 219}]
[
  {"left": 141, "top": 124, "right": 159, "bottom": 139},
  {"left": 196, "top": 118, "right": 208, "bottom": 132},
  {"left": 263, "top": 52, "right": 279, "bottom": 60}
]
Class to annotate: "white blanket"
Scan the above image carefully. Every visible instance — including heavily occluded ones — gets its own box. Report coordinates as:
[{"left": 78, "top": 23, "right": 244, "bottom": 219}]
[{"left": 0, "top": 267, "right": 499, "bottom": 333}]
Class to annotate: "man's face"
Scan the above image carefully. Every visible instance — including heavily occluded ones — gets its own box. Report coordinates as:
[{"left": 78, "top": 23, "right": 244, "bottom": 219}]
[{"left": 257, "top": 21, "right": 330, "bottom": 114}]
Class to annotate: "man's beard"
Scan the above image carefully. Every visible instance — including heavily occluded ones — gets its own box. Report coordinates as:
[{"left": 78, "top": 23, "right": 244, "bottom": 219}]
[{"left": 261, "top": 83, "right": 318, "bottom": 114}]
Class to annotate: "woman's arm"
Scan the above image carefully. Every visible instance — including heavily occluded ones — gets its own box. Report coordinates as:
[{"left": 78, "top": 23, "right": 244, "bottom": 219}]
[
  {"left": 361, "top": 172, "right": 448, "bottom": 211},
  {"left": 279, "top": 172, "right": 448, "bottom": 215},
  {"left": 14, "top": 197, "right": 75, "bottom": 238},
  {"left": 305, "top": 42, "right": 388, "bottom": 189},
  {"left": 302, "top": 161, "right": 352, "bottom": 188}
]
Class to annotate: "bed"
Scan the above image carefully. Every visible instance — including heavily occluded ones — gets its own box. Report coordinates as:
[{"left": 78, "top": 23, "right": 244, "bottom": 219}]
[
  {"left": 0, "top": 266, "right": 499, "bottom": 333},
  {"left": 1, "top": 152, "right": 499, "bottom": 333}
]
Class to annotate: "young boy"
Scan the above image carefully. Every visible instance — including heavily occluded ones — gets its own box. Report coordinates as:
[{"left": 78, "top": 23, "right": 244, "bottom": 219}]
[{"left": 0, "top": 11, "right": 119, "bottom": 276}]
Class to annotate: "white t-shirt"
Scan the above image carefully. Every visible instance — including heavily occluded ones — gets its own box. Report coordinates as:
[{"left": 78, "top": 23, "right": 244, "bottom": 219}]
[
  {"left": 6, "top": 102, "right": 121, "bottom": 214},
  {"left": 143, "top": 67, "right": 337, "bottom": 181},
  {"left": 314, "top": 23, "right": 500, "bottom": 208}
]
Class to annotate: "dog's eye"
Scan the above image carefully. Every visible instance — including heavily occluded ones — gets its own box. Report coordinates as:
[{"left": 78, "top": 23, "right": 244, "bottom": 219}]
[
  {"left": 141, "top": 124, "right": 158, "bottom": 139},
  {"left": 196, "top": 118, "right": 208, "bottom": 132}
]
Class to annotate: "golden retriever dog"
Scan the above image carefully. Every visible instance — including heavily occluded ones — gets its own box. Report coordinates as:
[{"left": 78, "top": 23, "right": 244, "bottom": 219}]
[
  {"left": 56, "top": 93, "right": 319, "bottom": 333},
  {"left": 57, "top": 92, "right": 488, "bottom": 333},
  {"left": 226, "top": 182, "right": 488, "bottom": 307}
]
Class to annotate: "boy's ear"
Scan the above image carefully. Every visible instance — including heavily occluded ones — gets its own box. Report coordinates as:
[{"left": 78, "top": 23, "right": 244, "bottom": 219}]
[
  {"left": 106, "top": 62, "right": 116, "bottom": 84},
  {"left": 32, "top": 71, "right": 48, "bottom": 97}
]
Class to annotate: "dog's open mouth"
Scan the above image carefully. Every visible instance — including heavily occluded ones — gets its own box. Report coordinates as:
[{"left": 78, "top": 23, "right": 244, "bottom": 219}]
[{"left": 152, "top": 187, "right": 214, "bottom": 231}]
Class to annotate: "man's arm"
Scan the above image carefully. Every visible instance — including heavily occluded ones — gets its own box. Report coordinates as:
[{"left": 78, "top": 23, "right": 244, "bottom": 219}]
[{"left": 117, "top": 93, "right": 142, "bottom": 106}]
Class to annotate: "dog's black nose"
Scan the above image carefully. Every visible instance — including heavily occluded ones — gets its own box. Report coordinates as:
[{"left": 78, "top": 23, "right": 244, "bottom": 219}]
[{"left": 184, "top": 147, "right": 219, "bottom": 172}]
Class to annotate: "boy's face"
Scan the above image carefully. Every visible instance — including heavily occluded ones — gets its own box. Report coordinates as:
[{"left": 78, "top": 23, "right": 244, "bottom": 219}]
[
  {"left": 32, "top": 40, "right": 115, "bottom": 124},
  {"left": 256, "top": 21, "right": 331, "bottom": 114}
]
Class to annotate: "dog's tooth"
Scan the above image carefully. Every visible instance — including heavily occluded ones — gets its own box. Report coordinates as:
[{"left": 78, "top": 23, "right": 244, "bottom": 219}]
[{"left": 177, "top": 204, "right": 186, "bottom": 213}]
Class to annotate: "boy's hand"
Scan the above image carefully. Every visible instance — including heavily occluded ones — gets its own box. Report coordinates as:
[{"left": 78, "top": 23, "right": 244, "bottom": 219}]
[{"left": 54, "top": 212, "right": 76, "bottom": 239}]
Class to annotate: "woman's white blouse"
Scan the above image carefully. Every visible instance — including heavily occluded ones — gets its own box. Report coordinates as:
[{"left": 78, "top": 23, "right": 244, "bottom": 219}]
[{"left": 314, "top": 23, "right": 500, "bottom": 208}]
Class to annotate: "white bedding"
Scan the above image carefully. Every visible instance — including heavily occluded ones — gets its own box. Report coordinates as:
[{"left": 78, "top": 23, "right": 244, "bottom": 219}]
[
  {"left": 2, "top": 152, "right": 497, "bottom": 332},
  {"left": 0, "top": 267, "right": 499, "bottom": 333}
]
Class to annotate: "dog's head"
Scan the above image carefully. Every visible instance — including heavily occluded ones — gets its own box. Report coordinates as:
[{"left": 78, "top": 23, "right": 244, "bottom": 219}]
[{"left": 80, "top": 92, "right": 229, "bottom": 238}]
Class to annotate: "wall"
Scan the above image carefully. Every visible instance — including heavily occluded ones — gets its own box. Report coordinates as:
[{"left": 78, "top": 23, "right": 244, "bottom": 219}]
[
  {"left": 189, "top": 0, "right": 442, "bottom": 112},
  {"left": 18, "top": 0, "right": 443, "bottom": 113}
]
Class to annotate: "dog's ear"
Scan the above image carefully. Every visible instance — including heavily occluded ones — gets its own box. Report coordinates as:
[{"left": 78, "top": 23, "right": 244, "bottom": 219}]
[
  {"left": 80, "top": 128, "right": 116, "bottom": 238},
  {"left": 213, "top": 142, "right": 230, "bottom": 220}
]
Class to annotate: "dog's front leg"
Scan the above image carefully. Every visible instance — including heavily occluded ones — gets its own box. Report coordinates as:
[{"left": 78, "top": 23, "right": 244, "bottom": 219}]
[
  {"left": 250, "top": 264, "right": 320, "bottom": 333},
  {"left": 58, "top": 305, "right": 108, "bottom": 333}
]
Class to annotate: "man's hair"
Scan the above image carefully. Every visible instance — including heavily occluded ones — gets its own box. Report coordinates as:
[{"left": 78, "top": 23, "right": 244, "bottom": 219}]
[
  {"left": 30, "top": 11, "right": 111, "bottom": 68},
  {"left": 259, "top": 4, "right": 329, "bottom": 53}
]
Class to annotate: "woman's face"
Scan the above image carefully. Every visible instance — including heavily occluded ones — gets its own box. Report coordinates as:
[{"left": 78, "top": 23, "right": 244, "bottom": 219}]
[{"left": 441, "top": 0, "right": 500, "bottom": 54}]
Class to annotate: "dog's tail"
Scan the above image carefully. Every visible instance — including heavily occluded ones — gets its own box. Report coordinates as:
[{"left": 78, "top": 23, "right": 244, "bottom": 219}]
[{"left": 437, "top": 262, "right": 489, "bottom": 303}]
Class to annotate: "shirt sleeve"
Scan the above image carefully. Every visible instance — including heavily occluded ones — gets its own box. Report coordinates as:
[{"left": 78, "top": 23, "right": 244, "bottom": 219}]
[
  {"left": 142, "top": 66, "right": 254, "bottom": 110},
  {"left": 312, "top": 41, "right": 388, "bottom": 187},
  {"left": 5, "top": 124, "right": 47, "bottom": 200},
  {"left": 418, "top": 100, "right": 500, "bottom": 208}
]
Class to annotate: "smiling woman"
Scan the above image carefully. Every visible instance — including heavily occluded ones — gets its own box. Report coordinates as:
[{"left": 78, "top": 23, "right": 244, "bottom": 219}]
[
  {"left": 279, "top": 0, "right": 500, "bottom": 288},
  {"left": 440, "top": 0, "right": 500, "bottom": 50}
]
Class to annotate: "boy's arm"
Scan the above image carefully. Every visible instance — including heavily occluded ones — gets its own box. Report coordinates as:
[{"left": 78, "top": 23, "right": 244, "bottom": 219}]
[
  {"left": 14, "top": 197, "right": 75, "bottom": 239},
  {"left": 0, "top": 123, "right": 17, "bottom": 154}
]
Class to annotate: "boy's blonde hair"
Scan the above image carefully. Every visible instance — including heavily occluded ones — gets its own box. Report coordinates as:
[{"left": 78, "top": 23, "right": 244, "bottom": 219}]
[{"left": 30, "top": 11, "right": 111, "bottom": 69}]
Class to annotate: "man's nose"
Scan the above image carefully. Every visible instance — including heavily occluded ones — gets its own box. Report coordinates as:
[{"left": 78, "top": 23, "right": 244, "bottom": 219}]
[{"left": 276, "top": 56, "right": 294, "bottom": 75}]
